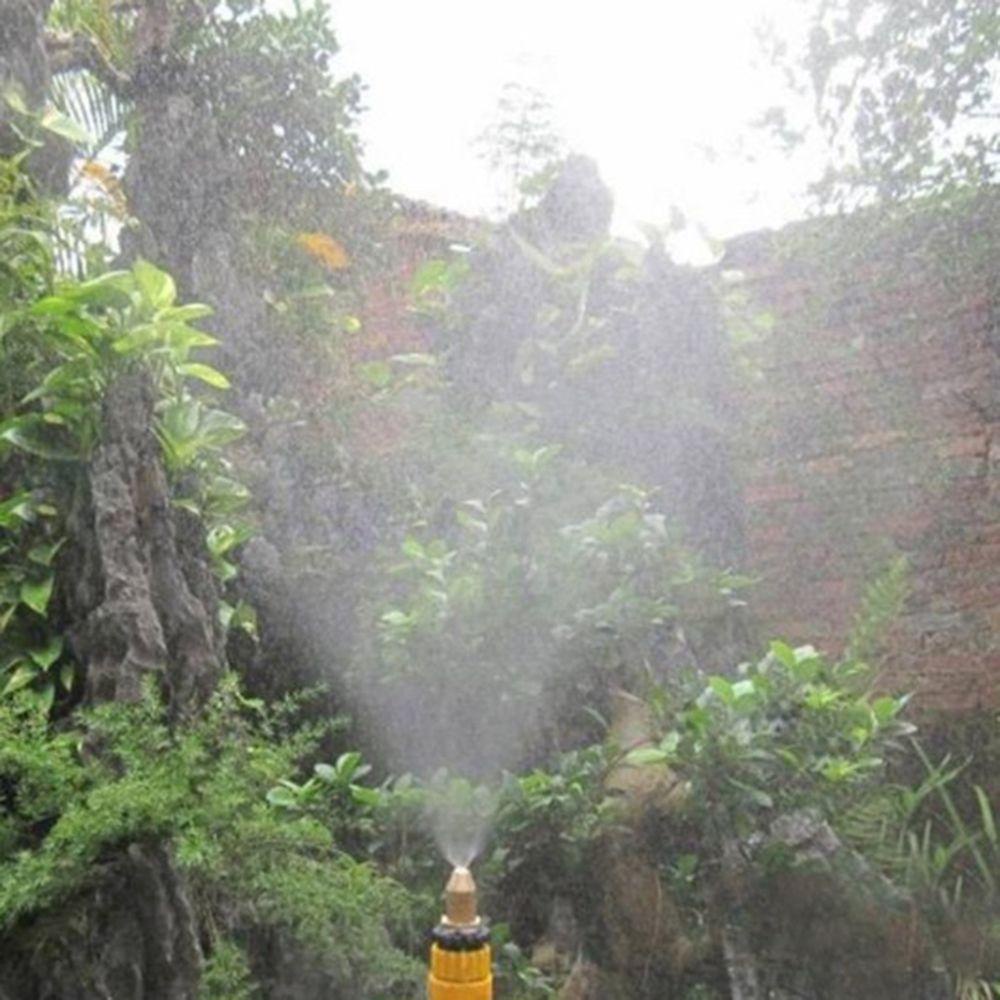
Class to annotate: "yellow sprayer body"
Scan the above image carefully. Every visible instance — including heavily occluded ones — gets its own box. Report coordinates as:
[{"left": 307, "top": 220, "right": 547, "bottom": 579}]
[{"left": 427, "top": 942, "right": 493, "bottom": 1000}]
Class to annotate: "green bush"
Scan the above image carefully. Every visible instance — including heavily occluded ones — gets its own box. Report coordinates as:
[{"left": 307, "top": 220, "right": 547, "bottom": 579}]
[{"left": 0, "top": 678, "right": 423, "bottom": 996}]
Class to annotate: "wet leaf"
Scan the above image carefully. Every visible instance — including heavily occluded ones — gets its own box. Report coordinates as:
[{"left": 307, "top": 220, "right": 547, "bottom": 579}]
[
  {"left": 179, "top": 362, "right": 230, "bottom": 389},
  {"left": 133, "top": 259, "right": 176, "bottom": 310},
  {"left": 2, "top": 662, "right": 37, "bottom": 697},
  {"left": 20, "top": 574, "right": 54, "bottom": 615},
  {"left": 295, "top": 232, "right": 350, "bottom": 270},
  {"left": 29, "top": 635, "right": 63, "bottom": 669}
]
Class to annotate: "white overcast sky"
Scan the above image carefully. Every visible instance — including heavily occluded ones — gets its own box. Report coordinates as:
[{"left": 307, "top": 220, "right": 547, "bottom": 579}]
[{"left": 331, "top": 1, "right": 826, "bottom": 255}]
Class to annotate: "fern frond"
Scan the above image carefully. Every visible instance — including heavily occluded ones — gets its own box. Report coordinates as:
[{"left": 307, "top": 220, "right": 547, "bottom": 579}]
[{"left": 844, "top": 555, "right": 910, "bottom": 666}]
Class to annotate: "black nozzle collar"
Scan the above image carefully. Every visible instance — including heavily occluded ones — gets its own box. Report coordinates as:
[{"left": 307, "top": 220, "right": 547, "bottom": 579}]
[{"left": 431, "top": 922, "right": 491, "bottom": 951}]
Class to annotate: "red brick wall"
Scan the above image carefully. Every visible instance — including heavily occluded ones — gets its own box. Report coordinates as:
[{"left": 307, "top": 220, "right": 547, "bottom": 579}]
[
  {"left": 364, "top": 200, "right": 999, "bottom": 711},
  {"left": 725, "top": 204, "right": 1000, "bottom": 711}
]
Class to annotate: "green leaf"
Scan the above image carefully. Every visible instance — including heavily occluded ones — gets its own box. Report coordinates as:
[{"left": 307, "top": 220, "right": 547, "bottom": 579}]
[
  {"left": 314, "top": 763, "right": 337, "bottom": 783},
  {"left": 871, "top": 696, "right": 901, "bottom": 723},
  {"left": 401, "top": 537, "right": 425, "bottom": 560},
  {"left": 336, "top": 751, "right": 364, "bottom": 778},
  {"left": 179, "top": 362, "right": 230, "bottom": 389},
  {"left": 770, "top": 640, "right": 797, "bottom": 668},
  {"left": 29, "top": 635, "right": 63, "bottom": 669},
  {"left": 0, "top": 417, "right": 79, "bottom": 461},
  {"left": 172, "top": 497, "right": 202, "bottom": 516},
  {"left": 266, "top": 786, "right": 301, "bottom": 809},
  {"left": 389, "top": 352, "right": 437, "bottom": 367},
  {"left": 2, "top": 662, "right": 38, "bottom": 697},
  {"left": 198, "top": 408, "right": 246, "bottom": 447},
  {"left": 2, "top": 84, "right": 29, "bottom": 115},
  {"left": 727, "top": 777, "right": 774, "bottom": 809},
  {"left": 39, "top": 105, "right": 92, "bottom": 145},
  {"left": 0, "top": 491, "right": 36, "bottom": 528},
  {"left": 59, "top": 660, "right": 75, "bottom": 692},
  {"left": 975, "top": 786, "right": 997, "bottom": 846},
  {"left": 34, "top": 681, "right": 55, "bottom": 714},
  {"left": 0, "top": 604, "right": 16, "bottom": 634},
  {"left": 20, "top": 574, "right": 54, "bottom": 615},
  {"left": 162, "top": 323, "right": 218, "bottom": 353},
  {"left": 351, "top": 786, "right": 381, "bottom": 807},
  {"left": 112, "top": 323, "right": 162, "bottom": 355},
  {"left": 708, "top": 676, "right": 734, "bottom": 704},
  {"left": 133, "top": 259, "right": 176, "bottom": 311},
  {"left": 155, "top": 303, "right": 213, "bottom": 323},
  {"left": 28, "top": 538, "right": 65, "bottom": 567},
  {"left": 359, "top": 360, "right": 392, "bottom": 389},
  {"left": 625, "top": 746, "right": 669, "bottom": 766}
]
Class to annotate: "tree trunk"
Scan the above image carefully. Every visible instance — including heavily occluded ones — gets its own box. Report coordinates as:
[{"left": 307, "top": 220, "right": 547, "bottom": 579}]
[{"left": 67, "top": 369, "right": 223, "bottom": 715}]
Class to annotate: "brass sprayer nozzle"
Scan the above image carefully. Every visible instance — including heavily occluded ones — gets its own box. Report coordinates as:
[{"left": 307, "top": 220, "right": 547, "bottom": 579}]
[
  {"left": 429, "top": 866, "right": 492, "bottom": 998},
  {"left": 443, "top": 866, "right": 479, "bottom": 927}
]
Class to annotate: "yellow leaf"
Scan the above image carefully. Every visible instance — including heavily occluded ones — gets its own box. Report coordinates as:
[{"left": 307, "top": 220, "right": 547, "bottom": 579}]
[{"left": 295, "top": 232, "right": 351, "bottom": 271}]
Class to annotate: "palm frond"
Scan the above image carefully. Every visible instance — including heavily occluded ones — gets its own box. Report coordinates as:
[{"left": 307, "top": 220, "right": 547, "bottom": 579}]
[{"left": 50, "top": 69, "right": 128, "bottom": 159}]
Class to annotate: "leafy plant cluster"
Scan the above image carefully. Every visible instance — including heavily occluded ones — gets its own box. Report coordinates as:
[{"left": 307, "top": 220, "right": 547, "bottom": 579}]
[
  {"left": 357, "top": 443, "right": 746, "bottom": 772},
  {"left": 0, "top": 146, "right": 254, "bottom": 710},
  {"left": 0, "top": 678, "right": 424, "bottom": 998},
  {"left": 632, "top": 641, "right": 913, "bottom": 829}
]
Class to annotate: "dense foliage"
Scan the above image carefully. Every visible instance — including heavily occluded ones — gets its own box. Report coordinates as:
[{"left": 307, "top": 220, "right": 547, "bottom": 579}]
[{"left": 760, "top": 0, "right": 999, "bottom": 206}]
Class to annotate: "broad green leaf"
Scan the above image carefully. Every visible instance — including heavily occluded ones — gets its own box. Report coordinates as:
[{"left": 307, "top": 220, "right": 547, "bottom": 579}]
[
  {"left": 351, "top": 786, "right": 381, "bottom": 807},
  {"left": 112, "top": 325, "right": 162, "bottom": 354},
  {"left": 21, "top": 574, "right": 54, "bottom": 615},
  {"left": 336, "top": 751, "right": 363, "bottom": 776},
  {"left": 0, "top": 417, "right": 79, "bottom": 461},
  {"left": 39, "top": 105, "right": 92, "bottom": 145},
  {"left": 871, "top": 696, "right": 901, "bottom": 723},
  {"left": 28, "top": 538, "right": 65, "bottom": 567},
  {"left": 59, "top": 661, "right": 75, "bottom": 692},
  {"left": 155, "top": 303, "right": 213, "bottom": 323},
  {"left": 2, "top": 662, "right": 38, "bottom": 697},
  {"left": 198, "top": 408, "right": 246, "bottom": 447},
  {"left": 29, "top": 635, "right": 63, "bottom": 669},
  {"left": 34, "top": 681, "right": 55, "bottom": 714},
  {"left": 266, "top": 785, "right": 300, "bottom": 809},
  {"left": 0, "top": 491, "right": 35, "bottom": 528},
  {"left": 133, "top": 259, "right": 176, "bottom": 311},
  {"left": 314, "top": 763, "right": 337, "bottom": 783},
  {"left": 163, "top": 323, "right": 218, "bottom": 353},
  {"left": 770, "top": 640, "right": 797, "bottom": 668},
  {"left": 29, "top": 636, "right": 63, "bottom": 670},
  {"left": 179, "top": 362, "right": 230, "bottom": 389},
  {"left": 31, "top": 295, "right": 78, "bottom": 316},
  {"left": 207, "top": 522, "right": 254, "bottom": 557}
]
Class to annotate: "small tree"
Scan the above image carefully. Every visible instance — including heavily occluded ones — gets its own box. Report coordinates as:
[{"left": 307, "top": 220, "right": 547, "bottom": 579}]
[
  {"left": 759, "top": 0, "right": 999, "bottom": 206},
  {"left": 476, "top": 80, "right": 566, "bottom": 215}
]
